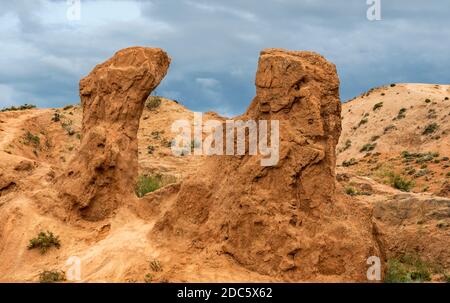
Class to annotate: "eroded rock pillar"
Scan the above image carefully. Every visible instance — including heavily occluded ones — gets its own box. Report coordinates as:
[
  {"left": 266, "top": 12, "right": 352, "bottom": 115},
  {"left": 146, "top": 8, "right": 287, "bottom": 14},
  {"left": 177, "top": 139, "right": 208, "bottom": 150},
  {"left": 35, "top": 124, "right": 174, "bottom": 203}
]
[{"left": 59, "top": 47, "right": 170, "bottom": 220}]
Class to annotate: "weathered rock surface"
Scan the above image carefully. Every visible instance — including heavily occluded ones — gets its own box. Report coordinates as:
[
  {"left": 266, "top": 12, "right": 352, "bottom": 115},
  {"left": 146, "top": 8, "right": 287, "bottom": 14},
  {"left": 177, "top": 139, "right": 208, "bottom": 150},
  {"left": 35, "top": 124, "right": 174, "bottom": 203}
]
[
  {"left": 58, "top": 47, "right": 170, "bottom": 220},
  {"left": 152, "top": 49, "right": 380, "bottom": 281}
]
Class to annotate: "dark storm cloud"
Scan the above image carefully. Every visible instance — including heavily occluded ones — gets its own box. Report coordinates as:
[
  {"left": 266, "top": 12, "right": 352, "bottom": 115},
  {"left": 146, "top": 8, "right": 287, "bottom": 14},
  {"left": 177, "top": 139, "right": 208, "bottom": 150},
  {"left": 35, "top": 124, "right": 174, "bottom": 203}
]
[{"left": 0, "top": 0, "right": 449, "bottom": 116}]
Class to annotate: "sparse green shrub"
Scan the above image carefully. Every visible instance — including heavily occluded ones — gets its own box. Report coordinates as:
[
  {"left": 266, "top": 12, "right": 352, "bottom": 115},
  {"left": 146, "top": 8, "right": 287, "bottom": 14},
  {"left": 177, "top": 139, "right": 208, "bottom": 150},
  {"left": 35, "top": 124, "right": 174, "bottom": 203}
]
[
  {"left": 147, "top": 145, "right": 155, "bottom": 154},
  {"left": 360, "top": 143, "right": 376, "bottom": 153},
  {"left": 146, "top": 96, "right": 161, "bottom": 110},
  {"left": 373, "top": 102, "right": 383, "bottom": 111},
  {"left": 402, "top": 151, "right": 439, "bottom": 164},
  {"left": 28, "top": 231, "right": 61, "bottom": 254},
  {"left": 425, "top": 98, "right": 431, "bottom": 103},
  {"left": 427, "top": 109, "right": 437, "bottom": 119},
  {"left": 23, "top": 131, "right": 40, "bottom": 146},
  {"left": 345, "top": 187, "right": 357, "bottom": 196},
  {"left": 51, "top": 113, "right": 61, "bottom": 122},
  {"left": 61, "top": 120, "right": 75, "bottom": 136},
  {"left": 387, "top": 173, "right": 414, "bottom": 191},
  {"left": 370, "top": 135, "right": 380, "bottom": 142},
  {"left": 1, "top": 104, "right": 36, "bottom": 112},
  {"left": 135, "top": 175, "right": 161, "bottom": 197},
  {"left": 342, "top": 158, "right": 358, "bottom": 167},
  {"left": 385, "top": 254, "right": 432, "bottom": 283},
  {"left": 63, "top": 105, "right": 74, "bottom": 111},
  {"left": 150, "top": 260, "right": 163, "bottom": 272},
  {"left": 144, "top": 273, "right": 154, "bottom": 283},
  {"left": 390, "top": 83, "right": 396, "bottom": 87},
  {"left": 422, "top": 123, "right": 438, "bottom": 135},
  {"left": 151, "top": 131, "right": 162, "bottom": 140},
  {"left": 161, "top": 138, "right": 172, "bottom": 148},
  {"left": 445, "top": 97, "right": 449, "bottom": 101},
  {"left": 358, "top": 118, "right": 368, "bottom": 127},
  {"left": 396, "top": 108, "right": 407, "bottom": 120},
  {"left": 404, "top": 167, "right": 416, "bottom": 175},
  {"left": 39, "top": 270, "right": 66, "bottom": 283},
  {"left": 384, "top": 125, "right": 396, "bottom": 133},
  {"left": 343, "top": 139, "right": 351, "bottom": 151}
]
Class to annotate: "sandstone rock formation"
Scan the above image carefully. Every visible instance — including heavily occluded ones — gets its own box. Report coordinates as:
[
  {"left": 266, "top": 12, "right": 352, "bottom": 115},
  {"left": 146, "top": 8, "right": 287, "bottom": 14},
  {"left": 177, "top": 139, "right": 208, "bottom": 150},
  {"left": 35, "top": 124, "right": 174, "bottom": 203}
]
[
  {"left": 153, "top": 48, "right": 380, "bottom": 281},
  {"left": 58, "top": 47, "right": 170, "bottom": 220}
]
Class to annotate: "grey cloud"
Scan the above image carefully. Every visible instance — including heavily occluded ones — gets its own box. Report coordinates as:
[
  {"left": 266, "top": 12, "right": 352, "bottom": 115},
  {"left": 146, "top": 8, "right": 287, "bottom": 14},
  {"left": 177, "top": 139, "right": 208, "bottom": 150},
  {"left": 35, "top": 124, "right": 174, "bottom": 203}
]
[{"left": 0, "top": 0, "right": 449, "bottom": 116}]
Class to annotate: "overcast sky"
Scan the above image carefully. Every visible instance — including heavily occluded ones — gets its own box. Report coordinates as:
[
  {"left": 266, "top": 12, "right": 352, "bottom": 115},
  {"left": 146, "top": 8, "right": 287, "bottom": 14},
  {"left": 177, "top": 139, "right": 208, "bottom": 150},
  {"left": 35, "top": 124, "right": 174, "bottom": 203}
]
[{"left": 0, "top": 0, "right": 449, "bottom": 116}]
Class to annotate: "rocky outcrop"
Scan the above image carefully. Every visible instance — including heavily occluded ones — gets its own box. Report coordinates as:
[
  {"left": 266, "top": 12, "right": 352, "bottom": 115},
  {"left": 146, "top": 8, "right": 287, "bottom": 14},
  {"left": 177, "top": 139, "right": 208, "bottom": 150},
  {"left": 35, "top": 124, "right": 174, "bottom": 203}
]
[
  {"left": 152, "top": 49, "right": 380, "bottom": 281},
  {"left": 59, "top": 47, "right": 170, "bottom": 220}
]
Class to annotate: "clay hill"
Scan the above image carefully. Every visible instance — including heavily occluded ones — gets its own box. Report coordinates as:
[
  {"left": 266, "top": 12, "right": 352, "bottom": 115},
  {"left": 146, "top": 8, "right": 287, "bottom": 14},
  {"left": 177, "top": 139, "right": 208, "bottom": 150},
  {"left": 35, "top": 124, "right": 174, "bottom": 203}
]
[{"left": 0, "top": 47, "right": 449, "bottom": 282}]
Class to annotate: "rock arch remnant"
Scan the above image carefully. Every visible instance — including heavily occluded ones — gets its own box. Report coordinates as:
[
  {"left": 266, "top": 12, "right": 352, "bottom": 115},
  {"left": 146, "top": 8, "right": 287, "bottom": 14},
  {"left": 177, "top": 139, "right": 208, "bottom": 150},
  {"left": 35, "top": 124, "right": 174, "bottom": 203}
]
[{"left": 59, "top": 47, "right": 170, "bottom": 220}]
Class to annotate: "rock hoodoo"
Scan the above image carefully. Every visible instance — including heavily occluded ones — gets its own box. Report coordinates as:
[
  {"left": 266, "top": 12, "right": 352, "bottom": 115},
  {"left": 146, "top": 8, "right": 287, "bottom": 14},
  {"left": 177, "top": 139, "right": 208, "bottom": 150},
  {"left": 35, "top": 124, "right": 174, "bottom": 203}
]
[
  {"left": 153, "top": 49, "right": 380, "bottom": 281},
  {"left": 59, "top": 47, "right": 170, "bottom": 220}
]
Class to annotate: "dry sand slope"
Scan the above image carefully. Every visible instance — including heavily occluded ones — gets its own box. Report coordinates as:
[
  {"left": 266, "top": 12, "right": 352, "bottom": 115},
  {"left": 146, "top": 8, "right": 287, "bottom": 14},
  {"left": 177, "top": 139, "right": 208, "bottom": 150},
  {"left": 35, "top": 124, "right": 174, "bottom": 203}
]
[
  {"left": 0, "top": 48, "right": 449, "bottom": 282},
  {"left": 338, "top": 83, "right": 450, "bottom": 197}
]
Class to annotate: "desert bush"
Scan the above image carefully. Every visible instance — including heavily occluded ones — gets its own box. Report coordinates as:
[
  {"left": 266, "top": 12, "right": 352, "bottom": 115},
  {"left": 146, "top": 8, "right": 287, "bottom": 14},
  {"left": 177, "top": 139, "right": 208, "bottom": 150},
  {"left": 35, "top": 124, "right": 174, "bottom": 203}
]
[
  {"left": 344, "top": 187, "right": 357, "bottom": 196},
  {"left": 63, "top": 105, "right": 74, "bottom": 111},
  {"left": 396, "top": 108, "right": 407, "bottom": 120},
  {"left": 51, "top": 112, "right": 61, "bottom": 122},
  {"left": 39, "top": 270, "right": 66, "bottom": 283},
  {"left": 1, "top": 103, "right": 36, "bottom": 112},
  {"left": 427, "top": 109, "right": 437, "bottom": 119},
  {"left": 402, "top": 151, "right": 439, "bottom": 164},
  {"left": 404, "top": 167, "right": 416, "bottom": 175},
  {"left": 146, "top": 96, "right": 161, "bottom": 110},
  {"left": 387, "top": 173, "right": 414, "bottom": 191},
  {"left": 61, "top": 120, "right": 75, "bottom": 136},
  {"left": 445, "top": 97, "right": 449, "bottom": 101},
  {"left": 360, "top": 143, "right": 376, "bottom": 153},
  {"left": 384, "top": 125, "right": 396, "bottom": 133},
  {"left": 373, "top": 102, "right": 383, "bottom": 111},
  {"left": 147, "top": 145, "right": 155, "bottom": 154},
  {"left": 342, "top": 158, "right": 358, "bottom": 167},
  {"left": 343, "top": 139, "right": 351, "bottom": 151},
  {"left": 425, "top": 98, "right": 431, "bottom": 103},
  {"left": 28, "top": 231, "right": 61, "bottom": 254},
  {"left": 422, "top": 123, "right": 439, "bottom": 135},
  {"left": 23, "top": 131, "right": 40, "bottom": 146},
  {"left": 144, "top": 273, "right": 154, "bottom": 283},
  {"left": 150, "top": 260, "right": 163, "bottom": 272},
  {"left": 135, "top": 175, "right": 161, "bottom": 197},
  {"left": 414, "top": 168, "right": 429, "bottom": 178},
  {"left": 161, "top": 138, "right": 172, "bottom": 148},
  {"left": 385, "top": 254, "right": 432, "bottom": 283},
  {"left": 358, "top": 118, "right": 368, "bottom": 127},
  {"left": 370, "top": 135, "right": 380, "bottom": 142},
  {"left": 151, "top": 131, "right": 162, "bottom": 140}
]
